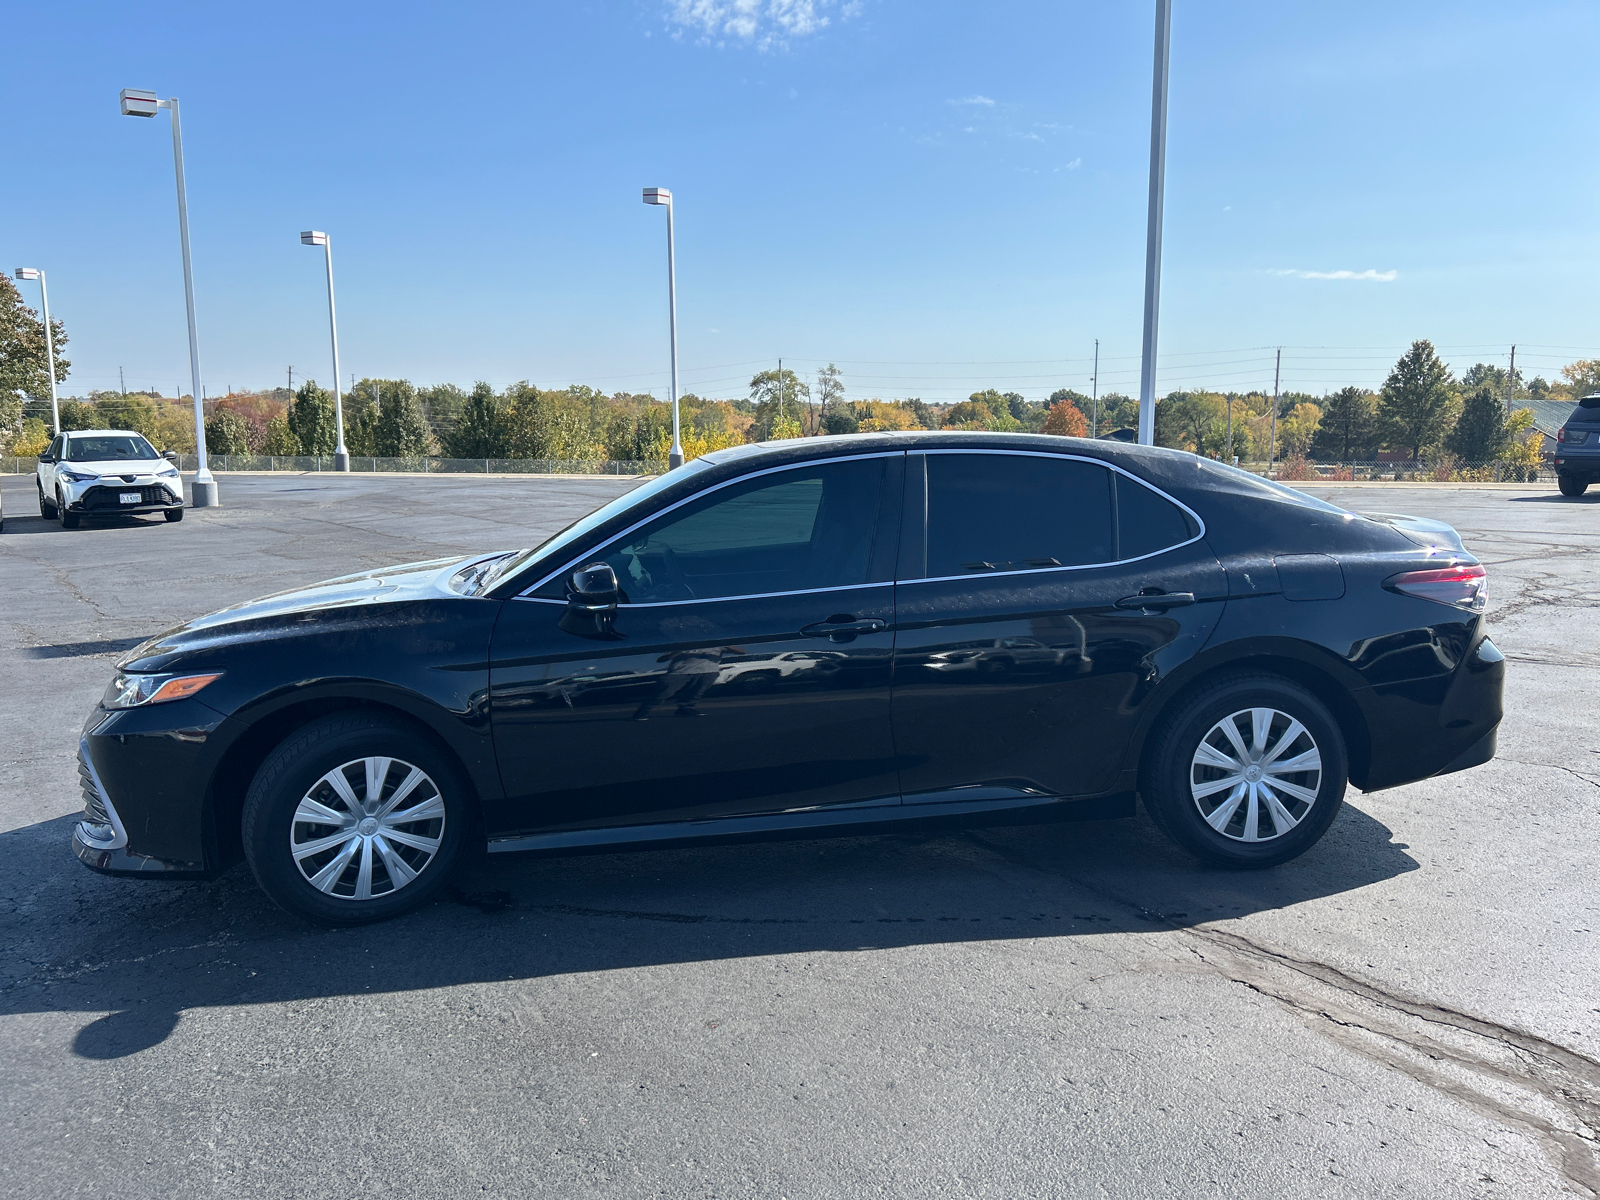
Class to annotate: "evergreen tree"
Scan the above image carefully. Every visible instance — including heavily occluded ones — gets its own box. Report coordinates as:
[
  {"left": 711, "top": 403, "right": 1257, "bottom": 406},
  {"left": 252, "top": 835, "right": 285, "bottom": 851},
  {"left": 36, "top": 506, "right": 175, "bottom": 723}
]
[
  {"left": 205, "top": 408, "right": 254, "bottom": 455},
  {"left": 372, "top": 387, "right": 431, "bottom": 457},
  {"left": 441, "top": 382, "right": 508, "bottom": 458},
  {"left": 1445, "top": 386, "right": 1509, "bottom": 461},
  {"left": 287, "top": 382, "right": 338, "bottom": 454},
  {"left": 1309, "top": 387, "right": 1380, "bottom": 461},
  {"left": 1379, "top": 340, "right": 1458, "bottom": 460}
]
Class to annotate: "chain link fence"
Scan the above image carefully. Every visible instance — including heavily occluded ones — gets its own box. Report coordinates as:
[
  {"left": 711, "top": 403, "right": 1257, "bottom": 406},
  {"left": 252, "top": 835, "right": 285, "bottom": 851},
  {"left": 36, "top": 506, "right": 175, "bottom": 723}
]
[{"left": 0, "top": 453, "right": 1554, "bottom": 482}]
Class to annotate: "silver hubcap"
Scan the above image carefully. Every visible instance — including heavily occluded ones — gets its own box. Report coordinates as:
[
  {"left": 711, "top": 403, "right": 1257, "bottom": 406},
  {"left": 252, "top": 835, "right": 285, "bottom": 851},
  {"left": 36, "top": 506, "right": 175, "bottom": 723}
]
[
  {"left": 1190, "top": 707, "right": 1322, "bottom": 843},
  {"left": 290, "top": 756, "right": 445, "bottom": 901}
]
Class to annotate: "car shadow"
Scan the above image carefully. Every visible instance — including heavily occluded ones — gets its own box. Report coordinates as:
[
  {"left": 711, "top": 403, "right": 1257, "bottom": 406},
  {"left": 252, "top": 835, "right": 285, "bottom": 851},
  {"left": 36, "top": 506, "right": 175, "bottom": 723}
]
[
  {"left": 0, "top": 802, "right": 1418, "bottom": 1060},
  {"left": 0, "top": 511, "right": 174, "bottom": 535},
  {"left": 1507, "top": 494, "right": 1600, "bottom": 503}
]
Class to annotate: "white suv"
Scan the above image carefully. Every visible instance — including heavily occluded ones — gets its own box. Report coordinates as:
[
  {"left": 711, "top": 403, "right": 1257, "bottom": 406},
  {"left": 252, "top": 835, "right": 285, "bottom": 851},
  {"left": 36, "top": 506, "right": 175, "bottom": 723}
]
[{"left": 36, "top": 429, "right": 186, "bottom": 529}]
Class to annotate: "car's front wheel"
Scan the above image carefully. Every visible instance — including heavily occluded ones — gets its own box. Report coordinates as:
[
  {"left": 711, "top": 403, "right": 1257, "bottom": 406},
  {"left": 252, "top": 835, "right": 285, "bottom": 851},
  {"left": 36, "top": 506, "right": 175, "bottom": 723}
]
[
  {"left": 37, "top": 483, "right": 55, "bottom": 517},
  {"left": 57, "top": 490, "right": 79, "bottom": 529},
  {"left": 1558, "top": 472, "right": 1589, "bottom": 497},
  {"left": 1141, "top": 673, "right": 1347, "bottom": 868},
  {"left": 242, "top": 714, "right": 470, "bottom": 925},
  {"left": 164, "top": 507, "right": 184, "bottom": 522}
]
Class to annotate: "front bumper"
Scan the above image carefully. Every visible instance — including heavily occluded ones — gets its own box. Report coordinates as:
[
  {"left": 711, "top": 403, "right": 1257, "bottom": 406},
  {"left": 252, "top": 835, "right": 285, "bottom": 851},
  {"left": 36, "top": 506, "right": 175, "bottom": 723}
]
[{"left": 61, "top": 477, "right": 184, "bottom": 515}]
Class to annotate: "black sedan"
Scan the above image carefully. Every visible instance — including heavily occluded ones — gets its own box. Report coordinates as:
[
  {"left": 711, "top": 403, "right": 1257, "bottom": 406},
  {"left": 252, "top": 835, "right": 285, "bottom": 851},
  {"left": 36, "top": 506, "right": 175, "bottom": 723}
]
[{"left": 73, "top": 433, "right": 1504, "bottom": 924}]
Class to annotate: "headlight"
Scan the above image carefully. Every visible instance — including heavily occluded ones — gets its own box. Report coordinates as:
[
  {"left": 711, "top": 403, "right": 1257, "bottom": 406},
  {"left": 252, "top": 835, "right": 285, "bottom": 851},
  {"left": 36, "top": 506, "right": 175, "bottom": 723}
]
[
  {"left": 158, "top": 466, "right": 180, "bottom": 477},
  {"left": 59, "top": 469, "right": 98, "bottom": 483},
  {"left": 102, "top": 671, "right": 222, "bottom": 709}
]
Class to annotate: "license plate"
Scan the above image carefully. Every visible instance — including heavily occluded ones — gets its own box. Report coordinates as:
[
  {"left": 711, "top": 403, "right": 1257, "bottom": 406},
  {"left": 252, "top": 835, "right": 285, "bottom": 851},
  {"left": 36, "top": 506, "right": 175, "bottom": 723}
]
[{"left": 119, "top": 492, "right": 141, "bottom": 504}]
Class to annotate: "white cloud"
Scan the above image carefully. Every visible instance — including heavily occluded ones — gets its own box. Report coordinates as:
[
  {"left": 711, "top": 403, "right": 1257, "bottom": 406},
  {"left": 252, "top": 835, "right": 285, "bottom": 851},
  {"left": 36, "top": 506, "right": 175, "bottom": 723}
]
[
  {"left": 1271, "top": 268, "right": 1398, "bottom": 282},
  {"left": 949, "top": 94, "right": 996, "bottom": 107},
  {"left": 1064, "top": 156, "right": 1081, "bottom": 169},
  {"left": 666, "top": 0, "right": 858, "bottom": 49}
]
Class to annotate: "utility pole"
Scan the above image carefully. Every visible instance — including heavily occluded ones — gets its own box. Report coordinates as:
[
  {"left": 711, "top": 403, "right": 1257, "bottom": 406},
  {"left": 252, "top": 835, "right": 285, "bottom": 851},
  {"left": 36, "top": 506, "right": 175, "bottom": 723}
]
[
  {"left": 120, "top": 367, "right": 126, "bottom": 396},
  {"left": 778, "top": 358, "right": 783, "bottom": 429},
  {"left": 1091, "top": 339, "right": 1100, "bottom": 437},
  {"left": 1226, "top": 394, "right": 1233, "bottom": 462},
  {"left": 1268, "top": 347, "right": 1282, "bottom": 473},
  {"left": 288, "top": 365, "right": 294, "bottom": 396},
  {"left": 1137, "top": 0, "right": 1173, "bottom": 447},
  {"left": 1506, "top": 345, "right": 1516, "bottom": 414}
]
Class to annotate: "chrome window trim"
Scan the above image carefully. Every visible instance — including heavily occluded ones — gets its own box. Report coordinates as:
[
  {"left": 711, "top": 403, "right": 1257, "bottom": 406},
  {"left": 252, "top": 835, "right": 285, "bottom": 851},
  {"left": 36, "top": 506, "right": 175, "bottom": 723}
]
[
  {"left": 518, "top": 450, "right": 903, "bottom": 600},
  {"left": 901, "top": 447, "right": 1207, "bottom": 586},
  {"left": 513, "top": 579, "right": 894, "bottom": 609}
]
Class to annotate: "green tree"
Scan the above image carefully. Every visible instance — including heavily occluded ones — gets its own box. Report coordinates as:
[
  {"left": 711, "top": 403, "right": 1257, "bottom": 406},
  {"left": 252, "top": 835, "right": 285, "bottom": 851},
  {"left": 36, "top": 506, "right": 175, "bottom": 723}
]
[
  {"left": 748, "top": 369, "right": 811, "bottom": 438},
  {"left": 419, "top": 383, "right": 469, "bottom": 446},
  {"left": 288, "top": 382, "right": 338, "bottom": 454},
  {"left": 0, "top": 275, "right": 70, "bottom": 450},
  {"left": 1560, "top": 359, "right": 1600, "bottom": 404},
  {"left": 442, "top": 382, "right": 509, "bottom": 458},
  {"left": 943, "top": 398, "right": 997, "bottom": 429},
  {"left": 1380, "top": 340, "right": 1458, "bottom": 460},
  {"left": 815, "top": 363, "right": 845, "bottom": 434},
  {"left": 1445, "top": 386, "right": 1509, "bottom": 461},
  {"left": 205, "top": 408, "right": 255, "bottom": 455},
  {"left": 902, "top": 399, "right": 933, "bottom": 430},
  {"left": 821, "top": 405, "right": 859, "bottom": 435},
  {"left": 1309, "top": 387, "right": 1380, "bottom": 461},
  {"left": 372, "top": 387, "right": 432, "bottom": 457},
  {"left": 1097, "top": 392, "right": 1139, "bottom": 434},
  {"left": 260, "top": 413, "right": 299, "bottom": 455},
  {"left": 1155, "top": 391, "right": 1228, "bottom": 455}
]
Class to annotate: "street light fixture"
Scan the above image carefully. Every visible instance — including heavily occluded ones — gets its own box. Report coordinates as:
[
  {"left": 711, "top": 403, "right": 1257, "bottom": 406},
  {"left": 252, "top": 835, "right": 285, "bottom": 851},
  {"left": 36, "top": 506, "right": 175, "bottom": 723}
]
[
  {"left": 642, "top": 187, "right": 683, "bottom": 469},
  {"left": 12, "top": 268, "right": 60, "bottom": 435},
  {"left": 120, "top": 87, "right": 219, "bottom": 507},
  {"left": 299, "top": 231, "right": 350, "bottom": 470},
  {"left": 1136, "top": 0, "right": 1172, "bottom": 447}
]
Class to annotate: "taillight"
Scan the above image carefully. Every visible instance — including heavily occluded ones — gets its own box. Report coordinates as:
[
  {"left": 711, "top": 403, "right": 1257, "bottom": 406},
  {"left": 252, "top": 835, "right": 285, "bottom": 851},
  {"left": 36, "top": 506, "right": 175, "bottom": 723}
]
[
  {"left": 1558, "top": 427, "right": 1588, "bottom": 444},
  {"left": 1383, "top": 564, "right": 1487, "bottom": 612}
]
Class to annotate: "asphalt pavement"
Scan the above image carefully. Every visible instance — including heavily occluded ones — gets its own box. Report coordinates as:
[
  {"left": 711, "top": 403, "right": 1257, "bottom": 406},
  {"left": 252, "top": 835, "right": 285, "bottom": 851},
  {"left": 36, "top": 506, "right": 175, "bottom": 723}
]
[{"left": 2, "top": 470, "right": 1597, "bottom": 1199}]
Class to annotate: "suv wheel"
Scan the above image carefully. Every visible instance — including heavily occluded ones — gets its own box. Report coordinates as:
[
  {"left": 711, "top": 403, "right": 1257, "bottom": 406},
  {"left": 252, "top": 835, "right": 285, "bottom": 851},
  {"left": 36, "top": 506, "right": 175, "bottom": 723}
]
[
  {"left": 243, "top": 714, "right": 469, "bottom": 925},
  {"left": 1558, "top": 472, "right": 1589, "bottom": 497},
  {"left": 1141, "top": 673, "right": 1347, "bottom": 868},
  {"left": 57, "top": 490, "right": 80, "bottom": 529},
  {"left": 38, "top": 483, "right": 55, "bottom": 518}
]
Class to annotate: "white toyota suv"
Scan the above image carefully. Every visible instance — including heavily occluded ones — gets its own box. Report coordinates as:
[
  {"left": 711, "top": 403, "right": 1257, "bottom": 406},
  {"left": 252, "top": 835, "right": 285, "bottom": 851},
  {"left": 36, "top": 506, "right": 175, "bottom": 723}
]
[{"left": 36, "top": 429, "right": 186, "bottom": 528}]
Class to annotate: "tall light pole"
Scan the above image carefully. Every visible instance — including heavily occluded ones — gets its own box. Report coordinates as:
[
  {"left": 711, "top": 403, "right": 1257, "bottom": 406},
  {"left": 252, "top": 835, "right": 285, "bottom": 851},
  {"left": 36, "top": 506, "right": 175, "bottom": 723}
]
[
  {"left": 1091, "top": 338, "right": 1100, "bottom": 437},
  {"left": 1137, "top": 0, "right": 1173, "bottom": 447},
  {"left": 120, "top": 88, "right": 218, "bottom": 506},
  {"left": 300, "top": 231, "right": 350, "bottom": 470},
  {"left": 13, "top": 268, "right": 60, "bottom": 435},
  {"left": 642, "top": 187, "right": 683, "bottom": 468}
]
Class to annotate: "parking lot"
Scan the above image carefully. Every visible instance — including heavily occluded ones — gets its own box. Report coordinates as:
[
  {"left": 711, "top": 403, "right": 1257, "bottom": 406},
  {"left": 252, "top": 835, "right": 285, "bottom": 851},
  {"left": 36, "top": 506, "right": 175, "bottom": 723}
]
[{"left": 2, "top": 469, "right": 1597, "bottom": 1198}]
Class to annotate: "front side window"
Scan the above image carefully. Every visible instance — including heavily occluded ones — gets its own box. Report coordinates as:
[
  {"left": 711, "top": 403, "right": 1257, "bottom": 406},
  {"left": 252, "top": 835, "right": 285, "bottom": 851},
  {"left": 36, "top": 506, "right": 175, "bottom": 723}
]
[
  {"left": 581, "top": 459, "right": 884, "bottom": 603},
  {"left": 923, "top": 453, "right": 1115, "bottom": 578},
  {"left": 66, "top": 435, "right": 159, "bottom": 462}
]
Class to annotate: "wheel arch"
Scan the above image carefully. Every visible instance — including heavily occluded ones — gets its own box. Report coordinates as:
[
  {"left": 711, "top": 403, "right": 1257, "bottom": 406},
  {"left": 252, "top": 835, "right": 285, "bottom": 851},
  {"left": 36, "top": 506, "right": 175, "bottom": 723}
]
[
  {"left": 1129, "top": 641, "right": 1373, "bottom": 791},
  {"left": 205, "top": 696, "right": 488, "bottom": 871}
]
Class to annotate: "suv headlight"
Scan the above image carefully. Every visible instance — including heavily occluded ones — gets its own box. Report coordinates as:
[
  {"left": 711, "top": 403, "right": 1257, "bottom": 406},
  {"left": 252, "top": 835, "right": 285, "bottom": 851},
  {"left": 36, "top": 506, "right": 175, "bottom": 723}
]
[
  {"left": 102, "top": 671, "right": 222, "bottom": 709},
  {"left": 58, "top": 469, "right": 99, "bottom": 483}
]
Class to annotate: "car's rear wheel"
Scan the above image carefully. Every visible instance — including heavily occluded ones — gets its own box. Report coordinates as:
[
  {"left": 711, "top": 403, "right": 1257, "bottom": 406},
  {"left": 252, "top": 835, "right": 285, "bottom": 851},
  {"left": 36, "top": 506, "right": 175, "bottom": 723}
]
[
  {"left": 164, "top": 507, "right": 184, "bottom": 522},
  {"left": 242, "top": 714, "right": 469, "bottom": 925},
  {"left": 57, "top": 491, "right": 79, "bottom": 529},
  {"left": 1141, "top": 673, "right": 1347, "bottom": 868},
  {"left": 1557, "top": 472, "right": 1588, "bottom": 497}
]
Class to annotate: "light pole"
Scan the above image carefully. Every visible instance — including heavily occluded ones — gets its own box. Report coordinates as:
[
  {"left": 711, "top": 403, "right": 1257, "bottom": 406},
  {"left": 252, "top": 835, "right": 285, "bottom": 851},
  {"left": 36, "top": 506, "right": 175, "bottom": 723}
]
[
  {"left": 13, "top": 268, "right": 60, "bottom": 435},
  {"left": 1137, "top": 0, "right": 1172, "bottom": 447},
  {"left": 300, "top": 231, "right": 350, "bottom": 470},
  {"left": 642, "top": 187, "right": 683, "bottom": 468},
  {"left": 120, "top": 87, "right": 218, "bottom": 506}
]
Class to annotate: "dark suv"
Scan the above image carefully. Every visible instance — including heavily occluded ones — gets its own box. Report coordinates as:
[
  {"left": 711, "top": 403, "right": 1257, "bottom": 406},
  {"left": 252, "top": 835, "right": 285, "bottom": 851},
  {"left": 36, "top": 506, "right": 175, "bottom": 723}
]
[{"left": 1555, "top": 394, "right": 1600, "bottom": 496}]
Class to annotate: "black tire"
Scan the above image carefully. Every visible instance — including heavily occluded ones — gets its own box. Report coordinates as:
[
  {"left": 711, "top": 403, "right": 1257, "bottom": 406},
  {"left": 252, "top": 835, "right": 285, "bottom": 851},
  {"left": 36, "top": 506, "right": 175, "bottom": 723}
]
[
  {"left": 38, "top": 484, "right": 55, "bottom": 518},
  {"left": 242, "top": 713, "right": 471, "bottom": 925},
  {"left": 1557, "top": 473, "right": 1588, "bottom": 497},
  {"left": 58, "top": 491, "right": 80, "bottom": 529},
  {"left": 164, "top": 507, "right": 185, "bottom": 522},
  {"left": 1140, "top": 673, "right": 1348, "bottom": 868}
]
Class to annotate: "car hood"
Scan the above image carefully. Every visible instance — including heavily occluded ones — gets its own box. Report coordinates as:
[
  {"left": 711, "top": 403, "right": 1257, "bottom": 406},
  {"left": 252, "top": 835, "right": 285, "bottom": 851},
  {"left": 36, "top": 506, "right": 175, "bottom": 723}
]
[
  {"left": 1359, "top": 511, "right": 1469, "bottom": 556},
  {"left": 117, "top": 553, "right": 505, "bottom": 672},
  {"left": 59, "top": 459, "right": 175, "bottom": 478}
]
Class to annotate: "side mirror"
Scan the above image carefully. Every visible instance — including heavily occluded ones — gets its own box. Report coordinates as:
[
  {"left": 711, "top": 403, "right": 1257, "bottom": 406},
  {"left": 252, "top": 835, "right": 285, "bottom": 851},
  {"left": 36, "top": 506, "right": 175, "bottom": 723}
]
[
  {"left": 163, "top": 450, "right": 179, "bottom": 463},
  {"left": 37, "top": 453, "right": 53, "bottom": 463},
  {"left": 559, "top": 562, "right": 623, "bottom": 640}
]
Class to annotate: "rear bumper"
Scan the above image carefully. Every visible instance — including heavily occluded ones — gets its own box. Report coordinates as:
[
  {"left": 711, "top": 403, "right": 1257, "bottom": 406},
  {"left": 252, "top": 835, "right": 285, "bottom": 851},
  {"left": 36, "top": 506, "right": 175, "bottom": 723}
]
[{"left": 1358, "top": 634, "right": 1505, "bottom": 792}]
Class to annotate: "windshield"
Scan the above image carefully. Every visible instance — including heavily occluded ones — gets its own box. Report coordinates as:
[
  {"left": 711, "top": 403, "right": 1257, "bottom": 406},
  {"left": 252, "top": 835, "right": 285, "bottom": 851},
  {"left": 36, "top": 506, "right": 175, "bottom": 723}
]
[
  {"left": 66, "top": 434, "right": 160, "bottom": 462},
  {"left": 1191, "top": 457, "right": 1351, "bottom": 515},
  {"left": 477, "top": 461, "right": 713, "bottom": 593}
]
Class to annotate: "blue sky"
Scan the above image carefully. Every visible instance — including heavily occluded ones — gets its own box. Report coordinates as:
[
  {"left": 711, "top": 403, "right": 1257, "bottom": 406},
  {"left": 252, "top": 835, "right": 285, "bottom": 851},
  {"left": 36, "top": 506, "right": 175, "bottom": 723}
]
[{"left": 5, "top": 0, "right": 1598, "bottom": 405}]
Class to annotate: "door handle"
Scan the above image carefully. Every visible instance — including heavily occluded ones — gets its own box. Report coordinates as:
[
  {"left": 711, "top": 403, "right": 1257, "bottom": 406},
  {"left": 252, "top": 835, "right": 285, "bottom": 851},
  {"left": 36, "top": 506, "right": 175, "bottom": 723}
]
[
  {"left": 801, "top": 616, "right": 887, "bottom": 641},
  {"left": 1113, "top": 591, "right": 1196, "bottom": 611}
]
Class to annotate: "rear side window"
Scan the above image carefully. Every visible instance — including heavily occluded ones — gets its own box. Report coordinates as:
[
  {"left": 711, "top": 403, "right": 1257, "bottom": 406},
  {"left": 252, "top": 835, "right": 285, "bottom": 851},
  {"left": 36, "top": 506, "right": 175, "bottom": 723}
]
[
  {"left": 1116, "top": 473, "right": 1196, "bottom": 559},
  {"left": 924, "top": 453, "right": 1115, "bottom": 577}
]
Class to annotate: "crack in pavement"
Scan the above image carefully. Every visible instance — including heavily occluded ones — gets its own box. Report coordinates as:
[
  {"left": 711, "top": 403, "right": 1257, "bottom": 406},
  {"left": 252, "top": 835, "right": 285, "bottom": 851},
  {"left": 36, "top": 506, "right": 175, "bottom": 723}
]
[
  {"left": 956, "top": 830, "right": 1600, "bottom": 1195},
  {"left": 1495, "top": 757, "right": 1600, "bottom": 791}
]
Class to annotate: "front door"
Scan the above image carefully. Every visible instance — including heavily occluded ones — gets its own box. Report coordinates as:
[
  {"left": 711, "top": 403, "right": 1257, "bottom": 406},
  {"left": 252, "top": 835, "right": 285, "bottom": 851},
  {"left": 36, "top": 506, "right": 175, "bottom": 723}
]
[
  {"left": 891, "top": 450, "right": 1226, "bottom": 801},
  {"left": 488, "top": 453, "right": 903, "bottom": 836}
]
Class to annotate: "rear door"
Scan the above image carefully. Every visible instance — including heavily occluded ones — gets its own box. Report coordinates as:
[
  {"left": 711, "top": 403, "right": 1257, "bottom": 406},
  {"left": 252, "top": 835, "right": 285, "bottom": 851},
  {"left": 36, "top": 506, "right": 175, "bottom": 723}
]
[
  {"left": 38, "top": 435, "right": 62, "bottom": 497},
  {"left": 890, "top": 450, "right": 1226, "bottom": 801}
]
